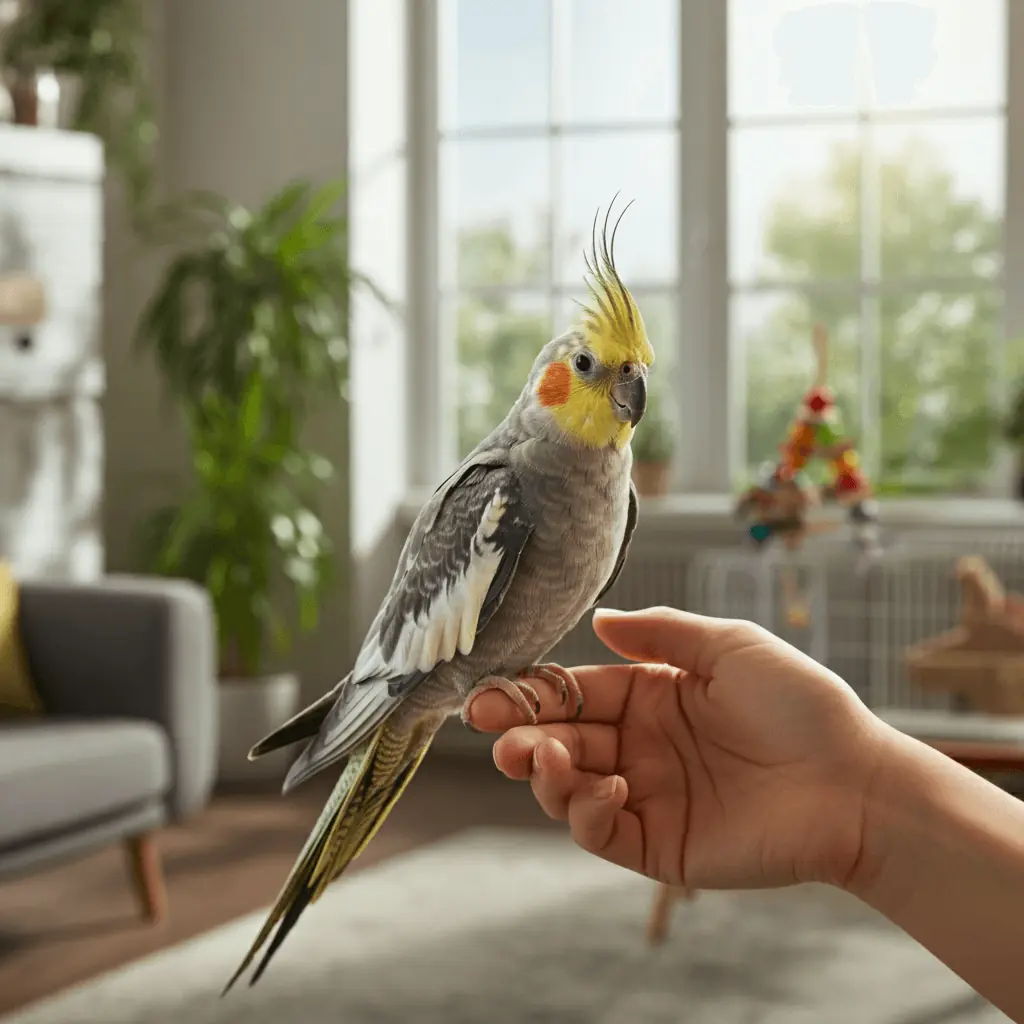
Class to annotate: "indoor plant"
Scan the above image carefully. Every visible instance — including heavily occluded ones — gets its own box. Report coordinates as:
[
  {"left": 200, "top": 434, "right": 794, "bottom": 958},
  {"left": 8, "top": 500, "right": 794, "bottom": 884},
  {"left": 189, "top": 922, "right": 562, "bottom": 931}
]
[
  {"left": 136, "top": 178, "right": 384, "bottom": 783},
  {"left": 1, "top": 0, "right": 158, "bottom": 225},
  {"left": 631, "top": 379, "right": 677, "bottom": 497}
]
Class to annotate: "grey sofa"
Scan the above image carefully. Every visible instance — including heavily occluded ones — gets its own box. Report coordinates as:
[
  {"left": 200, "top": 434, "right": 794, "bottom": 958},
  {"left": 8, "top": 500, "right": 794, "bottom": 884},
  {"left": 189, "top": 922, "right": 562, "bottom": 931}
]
[{"left": 0, "top": 575, "right": 218, "bottom": 920}]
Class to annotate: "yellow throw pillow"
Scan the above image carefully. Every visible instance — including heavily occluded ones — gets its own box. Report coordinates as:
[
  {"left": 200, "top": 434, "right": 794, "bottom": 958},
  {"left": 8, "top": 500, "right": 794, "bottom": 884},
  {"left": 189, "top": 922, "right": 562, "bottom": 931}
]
[{"left": 0, "top": 562, "right": 44, "bottom": 716}]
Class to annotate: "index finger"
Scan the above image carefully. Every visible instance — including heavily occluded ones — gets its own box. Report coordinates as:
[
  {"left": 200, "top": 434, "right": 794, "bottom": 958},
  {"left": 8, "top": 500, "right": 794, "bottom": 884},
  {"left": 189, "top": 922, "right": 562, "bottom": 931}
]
[
  {"left": 593, "top": 606, "right": 768, "bottom": 677},
  {"left": 467, "top": 663, "right": 641, "bottom": 732}
]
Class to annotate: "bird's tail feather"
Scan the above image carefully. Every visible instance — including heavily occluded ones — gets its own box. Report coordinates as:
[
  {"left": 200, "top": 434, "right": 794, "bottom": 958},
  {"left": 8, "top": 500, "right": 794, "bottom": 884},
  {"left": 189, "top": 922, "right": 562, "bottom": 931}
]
[
  {"left": 247, "top": 676, "right": 347, "bottom": 760},
  {"left": 222, "top": 719, "right": 435, "bottom": 994}
]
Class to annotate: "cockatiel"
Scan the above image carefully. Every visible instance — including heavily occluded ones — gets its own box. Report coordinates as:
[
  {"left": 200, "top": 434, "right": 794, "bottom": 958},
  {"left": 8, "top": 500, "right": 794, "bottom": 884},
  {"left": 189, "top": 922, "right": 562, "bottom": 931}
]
[{"left": 224, "top": 203, "right": 655, "bottom": 991}]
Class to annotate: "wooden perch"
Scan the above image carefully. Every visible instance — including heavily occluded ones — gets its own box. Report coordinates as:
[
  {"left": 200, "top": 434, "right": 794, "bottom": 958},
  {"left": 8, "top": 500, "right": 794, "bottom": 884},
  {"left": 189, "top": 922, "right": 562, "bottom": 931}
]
[
  {"left": 957, "top": 556, "right": 1005, "bottom": 621},
  {"left": 811, "top": 322, "right": 829, "bottom": 389},
  {"left": 904, "top": 556, "right": 1024, "bottom": 715}
]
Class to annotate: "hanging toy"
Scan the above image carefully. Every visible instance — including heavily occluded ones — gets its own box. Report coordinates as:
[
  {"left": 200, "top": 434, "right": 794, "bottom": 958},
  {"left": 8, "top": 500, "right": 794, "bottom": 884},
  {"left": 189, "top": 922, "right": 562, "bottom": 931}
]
[{"left": 735, "top": 324, "right": 882, "bottom": 628}]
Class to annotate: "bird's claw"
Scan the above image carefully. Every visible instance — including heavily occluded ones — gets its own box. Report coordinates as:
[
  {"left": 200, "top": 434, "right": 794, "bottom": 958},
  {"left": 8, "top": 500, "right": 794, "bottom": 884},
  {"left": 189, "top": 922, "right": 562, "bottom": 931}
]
[
  {"left": 518, "top": 664, "right": 584, "bottom": 721},
  {"left": 462, "top": 675, "right": 541, "bottom": 728}
]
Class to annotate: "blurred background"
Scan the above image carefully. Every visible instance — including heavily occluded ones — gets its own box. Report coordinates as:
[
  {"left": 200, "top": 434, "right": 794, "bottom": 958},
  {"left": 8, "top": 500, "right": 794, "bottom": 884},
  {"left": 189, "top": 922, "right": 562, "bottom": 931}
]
[{"left": 0, "top": 1, "right": 1020, "bottom": 1021}]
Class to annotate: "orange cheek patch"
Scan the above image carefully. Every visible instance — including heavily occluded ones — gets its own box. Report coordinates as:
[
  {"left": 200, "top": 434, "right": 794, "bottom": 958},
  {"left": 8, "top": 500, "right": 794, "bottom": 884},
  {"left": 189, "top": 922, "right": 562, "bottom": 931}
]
[{"left": 537, "top": 361, "right": 573, "bottom": 407}]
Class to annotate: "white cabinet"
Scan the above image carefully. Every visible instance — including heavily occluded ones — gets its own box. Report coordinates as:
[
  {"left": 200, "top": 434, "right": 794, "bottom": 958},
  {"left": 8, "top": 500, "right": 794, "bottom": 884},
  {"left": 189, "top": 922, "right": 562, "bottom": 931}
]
[{"left": 0, "top": 124, "right": 104, "bottom": 579}]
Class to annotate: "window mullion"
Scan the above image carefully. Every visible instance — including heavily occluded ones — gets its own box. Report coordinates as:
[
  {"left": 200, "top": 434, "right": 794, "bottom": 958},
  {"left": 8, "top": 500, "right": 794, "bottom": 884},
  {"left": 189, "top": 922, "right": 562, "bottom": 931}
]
[
  {"left": 407, "top": 0, "right": 448, "bottom": 487},
  {"left": 679, "top": 0, "right": 730, "bottom": 492},
  {"left": 857, "top": 2, "right": 883, "bottom": 484},
  {"left": 548, "top": 0, "right": 566, "bottom": 334}
]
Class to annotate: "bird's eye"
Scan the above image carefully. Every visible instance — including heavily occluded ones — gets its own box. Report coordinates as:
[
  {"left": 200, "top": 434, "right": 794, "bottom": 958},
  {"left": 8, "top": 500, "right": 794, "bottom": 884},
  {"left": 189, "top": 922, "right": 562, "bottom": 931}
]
[
  {"left": 621, "top": 362, "right": 634, "bottom": 377},
  {"left": 574, "top": 353, "right": 592, "bottom": 373}
]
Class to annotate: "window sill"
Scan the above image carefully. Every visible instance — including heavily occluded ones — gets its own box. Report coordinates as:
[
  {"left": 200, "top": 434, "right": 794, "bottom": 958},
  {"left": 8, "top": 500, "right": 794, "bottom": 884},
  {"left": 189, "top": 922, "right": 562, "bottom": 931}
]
[{"left": 397, "top": 489, "right": 1024, "bottom": 535}]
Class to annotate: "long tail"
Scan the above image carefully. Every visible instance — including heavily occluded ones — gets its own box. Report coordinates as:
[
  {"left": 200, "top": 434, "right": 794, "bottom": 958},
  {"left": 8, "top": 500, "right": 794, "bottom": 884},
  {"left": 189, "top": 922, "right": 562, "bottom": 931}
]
[{"left": 222, "top": 718, "right": 435, "bottom": 993}]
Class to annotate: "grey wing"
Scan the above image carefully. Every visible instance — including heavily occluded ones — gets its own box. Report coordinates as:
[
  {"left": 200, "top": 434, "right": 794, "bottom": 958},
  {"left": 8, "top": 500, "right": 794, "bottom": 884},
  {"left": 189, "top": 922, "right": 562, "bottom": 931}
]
[
  {"left": 593, "top": 477, "right": 639, "bottom": 607},
  {"left": 283, "top": 459, "right": 534, "bottom": 791}
]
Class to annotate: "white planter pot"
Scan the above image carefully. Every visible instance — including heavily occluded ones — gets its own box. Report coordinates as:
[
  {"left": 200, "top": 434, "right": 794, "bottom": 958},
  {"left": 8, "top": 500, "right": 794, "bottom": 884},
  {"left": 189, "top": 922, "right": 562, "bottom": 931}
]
[{"left": 217, "top": 672, "right": 301, "bottom": 785}]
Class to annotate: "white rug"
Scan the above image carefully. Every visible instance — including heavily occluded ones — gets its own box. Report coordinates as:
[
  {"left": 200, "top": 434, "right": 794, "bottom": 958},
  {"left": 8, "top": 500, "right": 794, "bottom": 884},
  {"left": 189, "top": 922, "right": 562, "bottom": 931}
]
[{"left": 2, "top": 829, "right": 1007, "bottom": 1024}]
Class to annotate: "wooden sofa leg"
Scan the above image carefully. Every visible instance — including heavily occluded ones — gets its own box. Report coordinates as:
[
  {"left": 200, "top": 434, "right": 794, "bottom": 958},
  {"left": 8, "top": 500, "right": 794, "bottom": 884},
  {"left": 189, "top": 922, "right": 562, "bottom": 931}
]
[{"left": 125, "top": 832, "right": 168, "bottom": 924}]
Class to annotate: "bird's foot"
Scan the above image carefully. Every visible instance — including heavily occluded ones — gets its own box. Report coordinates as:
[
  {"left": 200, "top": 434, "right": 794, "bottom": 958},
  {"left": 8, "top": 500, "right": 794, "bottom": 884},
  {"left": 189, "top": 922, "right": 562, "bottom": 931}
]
[
  {"left": 461, "top": 675, "right": 541, "bottom": 731},
  {"left": 518, "top": 663, "right": 583, "bottom": 720}
]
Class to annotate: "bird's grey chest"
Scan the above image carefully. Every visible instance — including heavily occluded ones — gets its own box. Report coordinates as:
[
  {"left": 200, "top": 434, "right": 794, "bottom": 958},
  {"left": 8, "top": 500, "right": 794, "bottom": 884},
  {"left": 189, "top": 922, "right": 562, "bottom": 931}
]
[{"left": 495, "top": 444, "right": 631, "bottom": 666}]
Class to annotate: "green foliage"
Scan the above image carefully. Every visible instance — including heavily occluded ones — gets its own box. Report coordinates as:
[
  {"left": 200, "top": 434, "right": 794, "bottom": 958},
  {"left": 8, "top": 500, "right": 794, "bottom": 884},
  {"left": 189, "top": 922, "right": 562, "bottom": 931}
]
[
  {"left": 2, "top": 0, "right": 158, "bottom": 228},
  {"left": 744, "top": 137, "right": 1003, "bottom": 495},
  {"left": 136, "top": 179, "right": 384, "bottom": 678},
  {"left": 631, "top": 377, "right": 676, "bottom": 464},
  {"left": 1005, "top": 376, "right": 1024, "bottom": 451}
]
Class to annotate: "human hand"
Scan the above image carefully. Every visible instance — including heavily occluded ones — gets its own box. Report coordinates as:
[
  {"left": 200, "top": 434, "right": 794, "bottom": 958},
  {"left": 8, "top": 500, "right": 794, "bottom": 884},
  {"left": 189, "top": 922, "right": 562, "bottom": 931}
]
[{"left": 467, "top": 607, "right": 892, "bottom": 892}]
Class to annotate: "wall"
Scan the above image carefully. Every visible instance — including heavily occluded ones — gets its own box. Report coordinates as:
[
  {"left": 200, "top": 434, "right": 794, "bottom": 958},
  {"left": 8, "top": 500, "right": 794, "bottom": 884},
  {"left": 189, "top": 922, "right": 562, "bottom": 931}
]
[
  {"left": 103, "top": 0, "right": 353, "bottom": 703},
  {"left": 102, "top": 0, "right": 181, "bottom": 572}
]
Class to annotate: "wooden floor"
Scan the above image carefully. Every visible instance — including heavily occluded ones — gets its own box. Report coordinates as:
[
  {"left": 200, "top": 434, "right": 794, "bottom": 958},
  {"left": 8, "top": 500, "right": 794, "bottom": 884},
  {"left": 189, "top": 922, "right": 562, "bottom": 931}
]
[{"left": 0, "top": 753, "right": 556, "bottom": 1018}]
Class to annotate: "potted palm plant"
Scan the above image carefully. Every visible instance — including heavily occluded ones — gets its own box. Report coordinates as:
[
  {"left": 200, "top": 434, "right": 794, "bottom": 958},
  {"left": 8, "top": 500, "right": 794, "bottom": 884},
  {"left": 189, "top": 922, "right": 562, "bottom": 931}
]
[
  {"left": 1, "top": 0, "right": 158, "bottom": 225},
  {"left": 631, "top": 377, "right": 677, "bottom": 497},
  {"left": 136, "top": 179, "right": 386, "bottom": 783}
]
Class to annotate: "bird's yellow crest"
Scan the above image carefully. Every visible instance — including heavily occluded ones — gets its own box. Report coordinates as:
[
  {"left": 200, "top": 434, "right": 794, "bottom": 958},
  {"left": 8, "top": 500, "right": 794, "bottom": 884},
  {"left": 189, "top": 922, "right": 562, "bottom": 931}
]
[
  {"left": 537, "top": 201, "right": 655, "bottom": 450},
  {"left": 578, "top": 202, "right": 655, "bottom": 370}
]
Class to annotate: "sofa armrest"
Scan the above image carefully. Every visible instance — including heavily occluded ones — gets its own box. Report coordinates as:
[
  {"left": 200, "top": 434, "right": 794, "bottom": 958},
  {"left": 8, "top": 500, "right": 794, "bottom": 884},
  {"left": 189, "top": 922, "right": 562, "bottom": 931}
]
[{"left": 17, "top": 575, "right": 218, "bottom": 822}]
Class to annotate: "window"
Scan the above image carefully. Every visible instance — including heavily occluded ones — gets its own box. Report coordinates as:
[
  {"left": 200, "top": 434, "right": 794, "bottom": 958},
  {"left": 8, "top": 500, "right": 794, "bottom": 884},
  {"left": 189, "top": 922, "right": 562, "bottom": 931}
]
[
  {"left": 417, "top": 0, "right": 1014, "bottom": 498},
  {"left": 437, "top": 0, "right": 681, "bottom": 460},
  {"left": 729, "top": 0, "right": 1008, "bottom": 495}
]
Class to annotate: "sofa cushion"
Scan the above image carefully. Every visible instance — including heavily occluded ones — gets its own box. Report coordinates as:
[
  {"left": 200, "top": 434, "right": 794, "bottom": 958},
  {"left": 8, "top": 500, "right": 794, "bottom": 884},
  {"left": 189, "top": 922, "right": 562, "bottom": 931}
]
[
  {"left": 0, "top": 563, "right": 44, "bottom": 717},
  {"left": 0, "top": 719, "right": 171, "bottom": 850}
]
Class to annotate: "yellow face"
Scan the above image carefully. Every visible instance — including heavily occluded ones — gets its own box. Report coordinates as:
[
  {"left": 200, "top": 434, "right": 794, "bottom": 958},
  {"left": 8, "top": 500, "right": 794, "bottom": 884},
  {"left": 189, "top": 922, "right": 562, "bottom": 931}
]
[{"left": 536, "top": 295, "right": 654, "bottom": 450}]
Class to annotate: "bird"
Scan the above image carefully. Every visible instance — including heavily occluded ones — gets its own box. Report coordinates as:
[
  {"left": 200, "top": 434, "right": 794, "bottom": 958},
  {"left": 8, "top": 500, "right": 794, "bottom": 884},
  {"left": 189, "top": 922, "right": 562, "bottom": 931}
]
[{"left": 223, "top": 200, "right": 655, "bottom": 992}]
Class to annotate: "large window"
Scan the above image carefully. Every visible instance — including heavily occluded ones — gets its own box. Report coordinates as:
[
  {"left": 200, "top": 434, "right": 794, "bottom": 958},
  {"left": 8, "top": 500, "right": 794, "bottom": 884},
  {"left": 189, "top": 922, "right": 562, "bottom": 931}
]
[
  {"left": 438, "top": 0, "right": 681, "bottom": 458},
  {"left": 425, "top": 0, "right": 1013, "bottom": 497},
  {"left": 730, "top": 0, "right": 1007, "bottom": 495}
]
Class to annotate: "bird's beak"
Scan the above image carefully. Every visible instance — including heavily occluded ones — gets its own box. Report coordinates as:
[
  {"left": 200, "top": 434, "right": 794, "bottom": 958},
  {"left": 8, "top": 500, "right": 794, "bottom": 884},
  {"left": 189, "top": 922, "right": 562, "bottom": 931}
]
[{"left": 610, "top": 373, "right": 647, "bottom": 427}]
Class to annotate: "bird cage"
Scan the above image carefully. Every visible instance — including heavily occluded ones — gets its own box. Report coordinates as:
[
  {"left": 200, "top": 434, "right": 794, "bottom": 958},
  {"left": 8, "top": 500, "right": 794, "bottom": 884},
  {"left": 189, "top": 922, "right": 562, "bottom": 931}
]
[{"left": 687, "top": 529, "right": 1024, "bottom": 715}]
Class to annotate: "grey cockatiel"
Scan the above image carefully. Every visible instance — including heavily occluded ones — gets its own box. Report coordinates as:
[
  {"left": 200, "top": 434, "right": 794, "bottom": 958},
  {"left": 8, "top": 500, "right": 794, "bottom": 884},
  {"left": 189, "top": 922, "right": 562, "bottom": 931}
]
[{"left": 225, "top": 207, "right": 655, "bottom": 991}]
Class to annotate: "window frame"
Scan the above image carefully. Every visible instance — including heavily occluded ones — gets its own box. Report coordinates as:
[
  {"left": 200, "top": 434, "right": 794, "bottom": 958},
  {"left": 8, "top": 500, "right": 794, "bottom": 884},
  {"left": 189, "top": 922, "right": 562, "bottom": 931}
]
[{"left": 408, "top": 0, "right": 1022, "bottom": 498}]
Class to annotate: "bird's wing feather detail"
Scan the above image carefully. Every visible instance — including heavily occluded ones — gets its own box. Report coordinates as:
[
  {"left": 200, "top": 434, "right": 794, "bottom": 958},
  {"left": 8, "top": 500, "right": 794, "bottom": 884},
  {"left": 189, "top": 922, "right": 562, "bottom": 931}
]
[{"left": 280, "top": 460, "right": 533, "bottom": 792}]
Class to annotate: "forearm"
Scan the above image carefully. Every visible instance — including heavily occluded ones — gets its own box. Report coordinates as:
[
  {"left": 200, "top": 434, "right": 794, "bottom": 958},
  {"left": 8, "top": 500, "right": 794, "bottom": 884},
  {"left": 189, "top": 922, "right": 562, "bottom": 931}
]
[{"left": 850, "top": 727, "right": 1024, "bottom": 1021}]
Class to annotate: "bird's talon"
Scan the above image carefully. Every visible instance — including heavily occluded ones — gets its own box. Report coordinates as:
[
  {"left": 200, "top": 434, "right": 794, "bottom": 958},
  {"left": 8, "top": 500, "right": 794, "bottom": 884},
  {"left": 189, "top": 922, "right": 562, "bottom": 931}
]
[{"left": 520, "top": 664, "right": 584, "bottom": 720}]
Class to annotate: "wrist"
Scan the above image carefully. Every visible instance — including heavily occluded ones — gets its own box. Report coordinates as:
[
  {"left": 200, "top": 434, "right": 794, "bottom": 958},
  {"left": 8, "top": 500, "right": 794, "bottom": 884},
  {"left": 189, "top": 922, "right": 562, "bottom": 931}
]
[
  {"left": 843, "top": 722, "right": 1024, "bottom": 908},
  {"left": 841, "top": 723, "right": 929, "bottom": 902}
]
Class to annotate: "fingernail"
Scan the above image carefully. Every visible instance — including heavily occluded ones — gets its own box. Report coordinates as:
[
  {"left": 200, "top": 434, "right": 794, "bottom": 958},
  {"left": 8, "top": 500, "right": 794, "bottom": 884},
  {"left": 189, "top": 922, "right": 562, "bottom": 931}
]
[
  {"left": 594, "top": 607, "right": 627, "bottom": 619},
  {"left": 593, "top": 776, "right": 618, "bottom": 801}
]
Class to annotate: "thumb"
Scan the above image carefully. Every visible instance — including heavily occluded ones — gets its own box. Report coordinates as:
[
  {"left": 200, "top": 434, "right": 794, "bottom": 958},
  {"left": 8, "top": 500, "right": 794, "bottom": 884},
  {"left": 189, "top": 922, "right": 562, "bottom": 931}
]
[{"left": 592, "top": 606, "right": 757, "bottom": 676}]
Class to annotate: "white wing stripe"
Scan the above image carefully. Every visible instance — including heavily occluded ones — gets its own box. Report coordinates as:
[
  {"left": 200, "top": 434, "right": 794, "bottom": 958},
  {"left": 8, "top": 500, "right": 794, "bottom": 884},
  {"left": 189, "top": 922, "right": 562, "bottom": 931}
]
[{"left": 352, "top": 488, "right": 510, "bottom": 685}]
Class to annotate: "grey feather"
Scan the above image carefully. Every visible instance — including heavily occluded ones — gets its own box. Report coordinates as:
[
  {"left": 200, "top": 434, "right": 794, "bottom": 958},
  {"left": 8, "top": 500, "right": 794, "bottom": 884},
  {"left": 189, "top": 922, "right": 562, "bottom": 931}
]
[
  {"left": 593, "top": 477, "right": 638, "bottom": 607},
  {"left": 280, "top": 456, "right": 535, "bottom": 792}
]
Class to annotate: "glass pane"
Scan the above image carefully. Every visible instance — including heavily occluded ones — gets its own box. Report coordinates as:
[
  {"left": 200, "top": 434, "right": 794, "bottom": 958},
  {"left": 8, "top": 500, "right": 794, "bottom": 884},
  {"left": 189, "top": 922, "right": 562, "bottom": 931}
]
[
  {"left": 455, "top": 292, "right": 552, "bottom": 456},
  {"left": 557, "top": 131, "right": 677, "bottom": 286},
  {"left": 730, "top": 126, "right": 861, "bottom": 285},
  {"left": 562, "top": 0, "right": 678, "bottom": 125},
  {"left": 736, "top": 291, "right": 862, "bottom": 487},
  {"left": 441, "top": 138, "right": 550, "bottom": 288},
  {"left": 875, "top": 119, "right": 1004, "bottom": 281},
  {"left": 729, "top": 0, "right": 859, "bottom": 118},
  {"left": 879, "top": 290, "right": 1001, "bottom": 495},
  {"left": 439, "top": 0, "right": 550, "bottom": 131},
  {"left": 865, "top": 0, "right": 1005, "bottom": 110}
]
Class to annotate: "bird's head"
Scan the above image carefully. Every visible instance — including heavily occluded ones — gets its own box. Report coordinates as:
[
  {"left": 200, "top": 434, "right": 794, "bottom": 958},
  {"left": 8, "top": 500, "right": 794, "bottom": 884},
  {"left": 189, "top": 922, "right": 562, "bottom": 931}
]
[{"left": 521, "top": 204, "right": 655, "bottom": 451}]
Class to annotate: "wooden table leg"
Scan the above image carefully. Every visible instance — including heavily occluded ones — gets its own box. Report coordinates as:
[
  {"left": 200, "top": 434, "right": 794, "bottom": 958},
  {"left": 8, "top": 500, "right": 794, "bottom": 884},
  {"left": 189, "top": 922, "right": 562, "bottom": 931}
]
[
  {"left": 646, "top": 883, "right": 694, "bottom": 946},
  {"left": 125, "top": 832, "right": 168, "bottom": 924}
]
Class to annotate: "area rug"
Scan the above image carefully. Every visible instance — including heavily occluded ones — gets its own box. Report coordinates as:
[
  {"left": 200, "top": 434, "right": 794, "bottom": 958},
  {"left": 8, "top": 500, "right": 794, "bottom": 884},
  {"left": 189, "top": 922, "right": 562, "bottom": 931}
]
[{"left": 2, "top": 829, "right": 1007, "bottom": 1024}]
